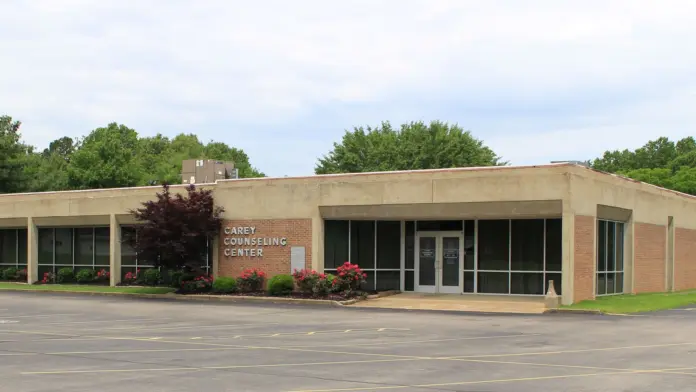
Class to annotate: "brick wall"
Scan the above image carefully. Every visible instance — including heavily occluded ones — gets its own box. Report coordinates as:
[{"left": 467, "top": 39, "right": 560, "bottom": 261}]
[
  {"left": 574, "top": 215, "right": 595, "bottom": 302},
  {"left": 634, "top": 222, "right": 666, "bottom": 293},
  {"left": 675, "top": 227, "right": 696, "bottom": 291},
  {"left": 218, "top": 219, "right": 312, "bottom": 278}
]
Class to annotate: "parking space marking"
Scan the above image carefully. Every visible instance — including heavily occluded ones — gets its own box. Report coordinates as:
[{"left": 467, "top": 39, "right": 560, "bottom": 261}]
[
  {"left": 0, "top": 313, "right": 81, "bottom": 319},
  {"left": 0, "top": 333, "right": 537, "bottom": 357},
  {"left": 22, "top": 357, "right": 420, "bottom": 375},
  {"left": 443, "top": 341, "right": 696, "bottom": 359},
  {"left": 287, "top": 366, "right": 696, "bottom": 392},
  {"left": 35, "top": 318, "right": 171, "bottom": 326},
  {"left": 194, "top": 328, "right": 410, "bottom": 340},
  {"left": 79, "top": 322, "right": 281, "bottom": 332}
]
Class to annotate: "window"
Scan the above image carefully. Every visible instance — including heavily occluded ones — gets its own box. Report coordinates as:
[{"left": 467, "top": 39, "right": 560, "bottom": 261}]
[
  {"left": 120, "top": 226, "right": 212, "bottom": 278},
  {"left": 596, "top": 220, "right": 624, "bottom": 295},
  {"left": 37, "top": 227, "right": 111, "bottom": 275},
  {"left": 324, "top": 220, "right": 349, "bottom": 269},
  {"left": 475, "top": 219, "right": 563, "bottom": 295},
  {"left": 324, "top": 220, "right": 403, "bottom": 291},
  {"left": 0, "top": 229, "right": 17, "bottom": 267}
]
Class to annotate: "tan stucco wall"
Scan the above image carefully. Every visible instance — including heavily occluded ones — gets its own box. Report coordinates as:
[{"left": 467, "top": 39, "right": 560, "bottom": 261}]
[{"left": 3, "top": 163, "right": 696, "bottom": 304}]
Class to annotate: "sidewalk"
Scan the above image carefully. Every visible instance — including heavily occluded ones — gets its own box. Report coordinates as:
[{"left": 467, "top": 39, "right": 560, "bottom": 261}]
[{"left": 351, "top": 292, "right": 547, "bottom": 314}]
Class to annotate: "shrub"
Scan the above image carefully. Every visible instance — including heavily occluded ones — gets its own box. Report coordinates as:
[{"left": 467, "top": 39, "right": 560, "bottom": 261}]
[
  {"left": 267, "top": 274, "right": 294, "bottom": 296},
  {"left": 56, "top": 267, "right": 74, "bottom": 284},
  {"left": 2, "top": 267, "right": 18, "bottom": 281},
  {"left": 237, "top": 268, "right": 266, "bottom": 292},
  {"left": 325, "top": 273, "right": 338, "bottom": 292},
  {"left": 333, "top": 262, "right": 367, "bottom": 295},
  {"left": 212, "top": 277, "right": 237, "bottom": 293},
  {"left": 95, "top": 269, "right": 110, "bottom": 284},
  {"left": 75, "top": 269, "right": 96, "bottom": 284},
  {"left": 169, "top": 270, "right": 184, "bottom": 288},
  {"left": 142, "top": 269, "right": 162, "bottom": 286},
  {"left": 292, "top": 269, "right": 321, "bottom": 294},
  {"left": 16, "top": 268, "right": 27, "bottom": 282},
  {"left": 313, "top": 274, "right": 335, "bottom": 296},
  {"left": 122, "top": 269, "right": 142, "bottom": 285},
  {"left": 180, "top": 275, "right": 213, "bottom": 293},
  {"left": 40, "top": 271, "right": 55, "bottom": 284}
]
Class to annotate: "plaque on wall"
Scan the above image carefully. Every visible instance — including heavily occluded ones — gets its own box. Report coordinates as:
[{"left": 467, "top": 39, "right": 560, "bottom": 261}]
[
  {"left": 290, "top": 246, "right": 306, "bottom": 273},
  {"left": 443, "top": 249, "right": 458, "bottom": 259},
  {"left": 420, "top": 249, "right": 435, "bottom": 258}
]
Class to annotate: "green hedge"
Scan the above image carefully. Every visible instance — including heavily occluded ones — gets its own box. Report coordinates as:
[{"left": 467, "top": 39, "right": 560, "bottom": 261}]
[
  {"left": 267, "top": 274, "right": 294, "bottom": 296},
  {"left": 212, "top": 277, "right": 237, "bottom": 293}
]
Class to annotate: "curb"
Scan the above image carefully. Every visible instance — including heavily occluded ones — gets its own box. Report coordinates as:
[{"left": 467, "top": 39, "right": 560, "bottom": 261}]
[
  {"left": 0, "top": 288, "right": 357, "bottom": 307},
  {"left": 543, "top": 308, "right": 605, "bottom": 315}
]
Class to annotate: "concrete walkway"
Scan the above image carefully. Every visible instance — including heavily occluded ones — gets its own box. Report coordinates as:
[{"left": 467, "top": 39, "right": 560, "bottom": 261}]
[{"left": 351, "top": 292, "right": 548, "bottom": 314}]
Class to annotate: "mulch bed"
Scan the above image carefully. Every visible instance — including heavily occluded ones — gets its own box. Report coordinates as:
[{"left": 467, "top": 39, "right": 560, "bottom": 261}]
[{"left": 179, "top": 290, "right": 371, "bottom": 301}]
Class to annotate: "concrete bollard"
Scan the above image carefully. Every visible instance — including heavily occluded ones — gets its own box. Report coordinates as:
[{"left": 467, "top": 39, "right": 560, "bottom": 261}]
[{"left": 544, "top": 280, "right": 561, "bottom": 309}]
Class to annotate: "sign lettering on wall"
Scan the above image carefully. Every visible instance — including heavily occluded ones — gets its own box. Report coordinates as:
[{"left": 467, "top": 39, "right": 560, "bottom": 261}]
[{"left": 222, "top": 226, "right": 287, "bottom": 257}]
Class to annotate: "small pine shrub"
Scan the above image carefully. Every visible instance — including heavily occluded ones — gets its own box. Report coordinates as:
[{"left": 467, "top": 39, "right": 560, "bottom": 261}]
[
  {"left": 75, "top": 269, "right": 96, "bottom": 284},
  {"left": 212, "top": 277, "right": 237, "bottom": 293},
  {"left": 267, "top": 274, "right": 294, "bottom": 296},
  {"left": 56, "top": 267, "right": 74, "bottom": 284},
  {"left": 2, "top": 267, "right": 18, "bottom": 281},
  {"left": 142, "top": 269, "right": 162, "bottom": 286}
]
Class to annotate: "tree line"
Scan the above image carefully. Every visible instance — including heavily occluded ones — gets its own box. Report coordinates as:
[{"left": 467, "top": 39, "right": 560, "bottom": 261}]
[{"left": 2, "top": 113, "right": 695, "bottom": 195}]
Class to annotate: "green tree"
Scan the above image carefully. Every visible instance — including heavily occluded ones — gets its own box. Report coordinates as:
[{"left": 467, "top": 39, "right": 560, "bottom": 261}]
[
  {"left": 592, "top": 136, "right": 696, "bottom": 195},
  {"left": 67, "top": 123, "right": 143, "bottom": 189},
  {"left": 0, "top": 115, "right": 29, "bottom": 193},
  {"left": 316, "top": 120, "right": 504, "bottom": 174},
  {"left": 204, "top": 142, "right": 264, "bottom": 178}
]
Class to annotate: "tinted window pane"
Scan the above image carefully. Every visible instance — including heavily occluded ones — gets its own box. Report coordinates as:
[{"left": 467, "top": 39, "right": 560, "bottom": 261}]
[
  {"left": 121, "top": 227, "right": 138, "bottom": 266},
  {"left": 376, "top": 221, "right": 401, "bottom": 269},
  {"left": 376, "top": 271, "right": 400, "bottom": 291},
  {"left": 404, "top": 270, "right": 414, "bottom": 291},
  {"left": 361, "top": 271, "right": 375, "bottom": 291},
  {"left": 55, "top": 228, "right": 73, "bottom": 265},
  {"left": 416, "top": 220, "right": 463, "bottom": 231},
  {"left": 418, "top": 236, "right": 436, "bottom": 286},
  {"left": 546, "top": 273, "right": 562, "bottom": 295},
  {"left": 464, "top": 271, "right": 475, "bottom": 293},
  {"left": 545, "top": 219, "right": 562, "bottom": 272},
  {"left": 442, "top": 236, "right": 460, "bottom": 287},
  {"left": 511, "top": 219, "right": 544, "bottom": 271},
  {"left": 616, "top": 272, "right": 624, "bottom": 294},
  {"left": 405, "top": 221, "right": 415, "bottom": 269},
  {"left": 94, "top": 228, "right": 110, "bottom": 266},
  {"left": 597, "top": 273, "right": 607, "bottom": 295},
  {"left": 38, "top": 228, "right": 54, "bottom": 265},
  {"left": 477, "top": 272, "right": 509, "bottom": 294},
  {"left": 616, "top": 223, "right": 624, "bottom": 271},
  {"left": 606, "top": 222, "right": 616, "bottom": 272},
  {"left": 74, "top": 228, "right": 93, "bottom": 266},
  {"left": 597, "top": 221, "right": 606, "bottom": 272},
  {"left": 511, "top": 272, "right": 544, "bottom": 295},
  {"left": 0, "top": 230, "right": 16, "bottom": 265},
  {"left": 350, "top": 221, "right": 375, "bottom": 269},
  {"left": 17, "top": 229, "right": 27, "bottom": 266},
  {"left": 478, "top": 220, "right": 509, "bottom": 271},
  {"left": 464, "top": 220, "right": 475, "bottom": 270},
  {"left": 324, "top": 220, "right": 349, "bottom": 269}
]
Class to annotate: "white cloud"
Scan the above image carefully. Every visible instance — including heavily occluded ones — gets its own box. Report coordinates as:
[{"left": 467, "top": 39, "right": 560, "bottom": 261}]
[{"left": 1, "top": 0, "right": 695, "bottom": 174}]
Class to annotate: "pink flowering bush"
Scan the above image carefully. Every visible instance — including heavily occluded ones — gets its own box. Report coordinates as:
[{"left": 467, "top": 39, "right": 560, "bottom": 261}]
[
  {"left": 333, "top": 262, "right": 367, "bottom": 295},
  {"left": 292, "top": 269, "right": 321, "bottom": 294},
  {"left": 180, "top": 275, "right": 213, "bottom": 293},
  {"left": 237, "top": 268, "right": 266, "bottom": 292}
]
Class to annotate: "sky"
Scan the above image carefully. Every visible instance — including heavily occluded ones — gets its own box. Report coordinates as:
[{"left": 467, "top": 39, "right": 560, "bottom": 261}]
[{"left": 2, "top": 0, "right": 696, "bottom": 177}]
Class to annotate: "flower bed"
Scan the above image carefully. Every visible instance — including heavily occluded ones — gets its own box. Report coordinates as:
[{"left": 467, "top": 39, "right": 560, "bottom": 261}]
[
  {"left": 0, "top": 267, "right": 27, "bottom": 283},
  {"left": 177, "top": 262, "right": 373, "bottom": 301}
]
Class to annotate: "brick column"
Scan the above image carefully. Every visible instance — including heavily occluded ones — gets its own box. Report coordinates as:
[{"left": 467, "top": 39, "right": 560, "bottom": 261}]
[{"left": 573, "top": 215, "right": 596, "bottom": 303}]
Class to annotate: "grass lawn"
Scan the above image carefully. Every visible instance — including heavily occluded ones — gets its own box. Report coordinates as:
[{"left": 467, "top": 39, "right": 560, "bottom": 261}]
[
  {"left": 0, "top": 282, "right": 175, "bottom": 295},
  {"left": 563, "top": 290, "right": 696, "bottom": 314}
]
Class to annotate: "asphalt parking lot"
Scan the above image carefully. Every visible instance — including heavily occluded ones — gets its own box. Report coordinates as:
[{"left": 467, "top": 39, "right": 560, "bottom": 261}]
[{"left": 1, "top": 292, "right": 696, "bottom": 392}]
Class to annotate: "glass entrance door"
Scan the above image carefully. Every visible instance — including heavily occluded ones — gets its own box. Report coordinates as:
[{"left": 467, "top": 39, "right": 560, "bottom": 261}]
[{"left": 415, "top": 232, "right": 463, "bottom": 293}]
